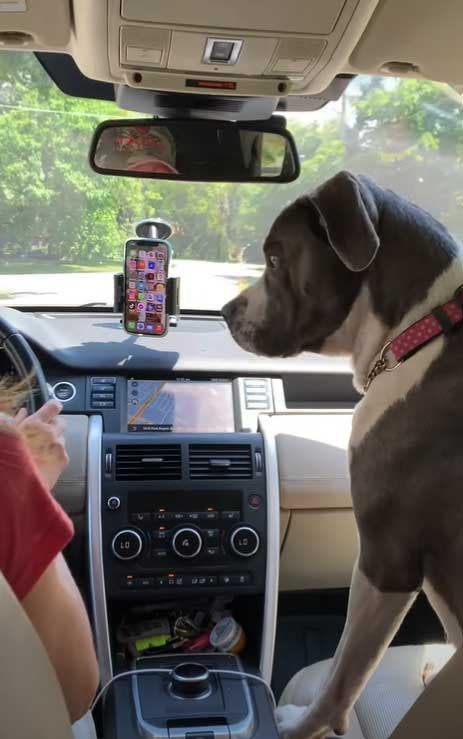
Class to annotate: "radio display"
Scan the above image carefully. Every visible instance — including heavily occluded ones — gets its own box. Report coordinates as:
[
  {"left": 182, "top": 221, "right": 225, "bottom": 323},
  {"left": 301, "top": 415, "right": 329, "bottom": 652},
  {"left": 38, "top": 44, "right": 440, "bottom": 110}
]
[{"left": 127, "top": 379, "right": 235, "bottom": 433}]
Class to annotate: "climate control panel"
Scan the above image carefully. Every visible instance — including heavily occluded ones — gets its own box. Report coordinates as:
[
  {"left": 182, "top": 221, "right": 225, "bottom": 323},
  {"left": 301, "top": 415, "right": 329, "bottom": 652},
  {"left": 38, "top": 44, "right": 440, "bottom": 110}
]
[{"left": 101, "top": 433, "right": 267, "bottom": 599}]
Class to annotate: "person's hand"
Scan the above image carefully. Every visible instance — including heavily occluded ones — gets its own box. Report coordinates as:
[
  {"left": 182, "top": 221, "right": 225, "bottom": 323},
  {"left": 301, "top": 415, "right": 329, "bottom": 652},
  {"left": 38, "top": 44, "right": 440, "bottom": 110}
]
[{"left": 14, "top": 400, "right": 69, "bottom": 490}]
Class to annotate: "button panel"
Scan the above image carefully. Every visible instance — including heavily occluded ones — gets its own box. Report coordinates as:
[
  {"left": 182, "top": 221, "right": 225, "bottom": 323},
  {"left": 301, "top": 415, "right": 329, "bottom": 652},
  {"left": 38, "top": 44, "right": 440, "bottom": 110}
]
[
  {"left": 101, "top": 437, "right": 267, "bottom": 599},
  {"left": 90, "top": 377, "right": 116, "bottom": 410},
  {"left": 121, "top": 572, "right": 253, "bottom": 589}
]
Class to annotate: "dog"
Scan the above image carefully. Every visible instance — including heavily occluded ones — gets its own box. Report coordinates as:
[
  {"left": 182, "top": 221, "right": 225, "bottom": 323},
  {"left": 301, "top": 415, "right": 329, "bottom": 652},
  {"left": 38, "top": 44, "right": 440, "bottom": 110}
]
[{"left": 222, "top": 171, "right": 463, "bottom": 739}]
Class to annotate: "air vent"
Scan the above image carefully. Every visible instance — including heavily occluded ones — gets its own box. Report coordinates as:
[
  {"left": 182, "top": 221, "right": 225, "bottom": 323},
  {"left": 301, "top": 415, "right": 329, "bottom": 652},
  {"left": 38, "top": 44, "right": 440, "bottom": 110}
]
[
  {"left": 189, "top": 444, "right": 252, "bottom": 479},
  {"left": 115, "top": 444, "right": 182, "bottom": 480}
]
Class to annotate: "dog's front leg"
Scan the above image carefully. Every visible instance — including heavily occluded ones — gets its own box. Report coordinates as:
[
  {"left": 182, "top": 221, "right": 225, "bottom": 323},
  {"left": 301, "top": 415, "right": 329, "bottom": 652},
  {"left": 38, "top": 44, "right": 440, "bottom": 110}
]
[{"left": 276, "top": 562, "right": 418, "bottom": 739}]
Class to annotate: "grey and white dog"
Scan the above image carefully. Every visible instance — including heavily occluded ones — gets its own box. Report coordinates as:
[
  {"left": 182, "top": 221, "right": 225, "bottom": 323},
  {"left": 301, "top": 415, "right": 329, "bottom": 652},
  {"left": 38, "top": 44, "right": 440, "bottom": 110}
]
[{"left": 222, "top": 171, "right": 463, "bottom": 739}]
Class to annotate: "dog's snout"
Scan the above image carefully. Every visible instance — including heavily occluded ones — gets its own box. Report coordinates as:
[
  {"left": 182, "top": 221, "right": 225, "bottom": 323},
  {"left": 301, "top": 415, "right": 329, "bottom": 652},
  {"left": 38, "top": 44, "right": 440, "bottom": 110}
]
[{"left": 222, "top": 297, "right": 244, "bottom": 324}]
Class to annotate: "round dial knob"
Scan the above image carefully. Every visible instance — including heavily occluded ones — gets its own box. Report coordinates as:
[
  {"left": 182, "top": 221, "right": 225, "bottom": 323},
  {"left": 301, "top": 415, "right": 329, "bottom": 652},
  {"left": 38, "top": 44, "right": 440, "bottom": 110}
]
[
  {"left": 111, "top": 529, "right": 143, "bottom": 561},
  {"left": 230, "top": 526, "right": 260, "bottom": 558},
  {"left": 172, "top": 527, "right": 203, "bottom": 559}
]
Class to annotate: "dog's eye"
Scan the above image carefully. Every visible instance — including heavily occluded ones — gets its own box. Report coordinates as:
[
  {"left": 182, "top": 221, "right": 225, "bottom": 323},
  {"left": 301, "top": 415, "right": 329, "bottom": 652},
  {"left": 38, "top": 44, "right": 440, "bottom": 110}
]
[{"left": 268, "top": 255, "right": 280, "bottom": 270}]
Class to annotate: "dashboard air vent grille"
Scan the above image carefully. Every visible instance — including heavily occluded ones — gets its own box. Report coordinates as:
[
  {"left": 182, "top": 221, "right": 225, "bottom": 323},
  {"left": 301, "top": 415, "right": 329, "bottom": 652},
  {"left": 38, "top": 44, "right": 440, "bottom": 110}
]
[
  {"left": 115, "top": 444, "right": 182, "bottom": 480},
  {"left": 189, "top": 444, "right": 252, "bottom": 479}
]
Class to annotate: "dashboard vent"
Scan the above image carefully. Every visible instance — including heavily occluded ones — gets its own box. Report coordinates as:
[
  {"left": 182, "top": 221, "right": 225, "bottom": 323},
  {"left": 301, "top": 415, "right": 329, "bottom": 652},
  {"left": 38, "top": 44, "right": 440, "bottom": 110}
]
[
  {"left": 189, "top": 444, "right": 253, "bottom": 479},
  {"left": 115, "top": 444, "right": 182, "bottom": 480}
]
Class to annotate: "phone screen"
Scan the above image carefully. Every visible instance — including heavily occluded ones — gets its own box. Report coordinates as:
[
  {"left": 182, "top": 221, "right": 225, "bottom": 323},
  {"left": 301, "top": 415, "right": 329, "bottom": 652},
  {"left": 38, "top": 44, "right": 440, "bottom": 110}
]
[{"left": 123, "top": 239, "right": 169, "bottom": 336}]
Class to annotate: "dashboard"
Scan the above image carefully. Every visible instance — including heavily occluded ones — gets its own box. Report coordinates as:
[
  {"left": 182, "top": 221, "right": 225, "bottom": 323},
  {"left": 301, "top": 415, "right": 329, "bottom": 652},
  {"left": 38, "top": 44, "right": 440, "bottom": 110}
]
[
  {"left": 0, "top": 307, "right": 359, "bottom": 599},
  {"left": 0, "top": 309, "right": 359, "bottom": 427}
]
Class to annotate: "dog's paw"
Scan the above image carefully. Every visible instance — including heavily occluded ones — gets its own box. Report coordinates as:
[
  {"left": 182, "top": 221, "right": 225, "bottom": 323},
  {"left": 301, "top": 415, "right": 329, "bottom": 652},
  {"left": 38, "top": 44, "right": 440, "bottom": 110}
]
[{"left": 275, "top": 704, "right": 307, "bottom": 738}]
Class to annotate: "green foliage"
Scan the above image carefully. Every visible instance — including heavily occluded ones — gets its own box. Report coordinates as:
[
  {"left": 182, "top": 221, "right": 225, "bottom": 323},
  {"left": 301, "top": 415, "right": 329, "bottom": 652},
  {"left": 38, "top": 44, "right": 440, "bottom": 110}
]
[{"left": 0, "top": 52, "right": 462, "bottom": 271}]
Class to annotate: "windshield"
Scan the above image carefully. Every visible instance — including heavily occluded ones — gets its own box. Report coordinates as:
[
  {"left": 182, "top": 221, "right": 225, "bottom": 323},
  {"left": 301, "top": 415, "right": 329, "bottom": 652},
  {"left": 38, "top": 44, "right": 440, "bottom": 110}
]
[{"left": 0, "top": 52, "right": 462, "bottom": 310}]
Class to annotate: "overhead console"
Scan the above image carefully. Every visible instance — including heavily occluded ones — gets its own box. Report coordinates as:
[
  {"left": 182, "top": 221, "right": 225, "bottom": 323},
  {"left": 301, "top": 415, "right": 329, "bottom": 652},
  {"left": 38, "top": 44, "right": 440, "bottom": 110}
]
[
  {"left": 105, "top": 0, "right": 378, "bottom": 98},
  {"left": 1, "top": 0, "right": 463, "bottom": 102}
]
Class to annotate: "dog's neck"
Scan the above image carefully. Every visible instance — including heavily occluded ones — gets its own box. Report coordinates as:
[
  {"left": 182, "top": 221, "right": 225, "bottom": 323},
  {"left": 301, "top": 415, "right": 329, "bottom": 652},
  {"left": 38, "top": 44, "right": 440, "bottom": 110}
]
[{"left": 322, "top": 256, "right": 463, "bottom": 393}]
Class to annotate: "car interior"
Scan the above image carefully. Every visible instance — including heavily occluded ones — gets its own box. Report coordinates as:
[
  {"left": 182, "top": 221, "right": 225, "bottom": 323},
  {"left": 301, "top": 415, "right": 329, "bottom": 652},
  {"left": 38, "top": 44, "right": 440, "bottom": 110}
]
[{"left": 1, "top": 1, "right": 463, "bottom": 738}]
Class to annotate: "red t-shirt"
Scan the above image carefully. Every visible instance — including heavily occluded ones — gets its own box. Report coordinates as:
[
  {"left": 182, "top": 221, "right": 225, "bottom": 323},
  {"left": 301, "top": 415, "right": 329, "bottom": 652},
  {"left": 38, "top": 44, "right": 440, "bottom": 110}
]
[{"left": 0, "top": 429, "right": 74, "bottom": 600}]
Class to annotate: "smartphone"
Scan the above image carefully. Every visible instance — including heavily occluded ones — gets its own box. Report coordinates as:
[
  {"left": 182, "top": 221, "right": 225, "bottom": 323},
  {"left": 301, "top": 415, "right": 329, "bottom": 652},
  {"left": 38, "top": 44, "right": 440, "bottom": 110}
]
[{"left": 123, "top": 238, "right": 170, "bottom": 337}]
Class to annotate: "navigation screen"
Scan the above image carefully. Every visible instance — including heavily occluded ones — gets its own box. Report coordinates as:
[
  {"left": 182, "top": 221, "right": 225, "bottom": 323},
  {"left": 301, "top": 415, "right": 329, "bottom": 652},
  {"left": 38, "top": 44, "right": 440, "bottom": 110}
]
[{"left": 127, "top": 379, "right": 235, "bottom": 433}]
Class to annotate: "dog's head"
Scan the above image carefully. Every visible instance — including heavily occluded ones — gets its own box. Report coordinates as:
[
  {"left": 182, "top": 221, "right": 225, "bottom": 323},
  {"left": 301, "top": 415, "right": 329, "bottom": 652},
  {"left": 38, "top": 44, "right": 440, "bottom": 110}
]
[{"left": 222, "top": 171, "right": 380, "bottom": 357}]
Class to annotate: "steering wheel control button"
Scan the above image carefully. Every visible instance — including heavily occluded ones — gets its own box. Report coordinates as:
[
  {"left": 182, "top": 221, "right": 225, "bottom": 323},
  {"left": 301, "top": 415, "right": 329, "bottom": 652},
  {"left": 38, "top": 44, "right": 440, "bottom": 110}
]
[
  {"left": 111, "top": 529, "right": 143, "bottom": 560},
  {"left": 52, "top": 381, "right": 76, "bottom": 402},
  {"left": 107, "top": 496, "right": 121, "bottom": 511},
  {"left": 230, "top": 526, "right": 260, "bottom": 558},
  {"left": 172, "top": 528, "right": 202, "bottom": 559}
]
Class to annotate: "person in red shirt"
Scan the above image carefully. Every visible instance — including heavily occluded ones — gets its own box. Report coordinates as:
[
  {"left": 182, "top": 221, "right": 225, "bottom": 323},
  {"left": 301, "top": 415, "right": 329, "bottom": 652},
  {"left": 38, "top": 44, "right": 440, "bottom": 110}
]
[{"left": 0, "top": 398, "right": 99, "bottom": 723}]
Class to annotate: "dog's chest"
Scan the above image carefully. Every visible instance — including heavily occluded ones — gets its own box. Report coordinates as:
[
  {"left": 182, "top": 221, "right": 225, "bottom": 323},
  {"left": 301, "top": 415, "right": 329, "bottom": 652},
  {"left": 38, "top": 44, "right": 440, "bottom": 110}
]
[{"left": 349, "top": 335, "right": 445, "bottom": 453}]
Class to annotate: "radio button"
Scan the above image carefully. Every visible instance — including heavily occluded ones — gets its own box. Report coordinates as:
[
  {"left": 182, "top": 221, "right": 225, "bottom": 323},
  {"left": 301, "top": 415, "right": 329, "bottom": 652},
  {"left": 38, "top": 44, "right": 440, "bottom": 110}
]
[
  {"left": 152, "top": 549, "right": 168, "bottom": 560},
  {"left": 172, "top": 528, "right": 203, "bottom": 559},
  {"left": 230, "top": 573, "right": 252, "bottom": 585},
  {"left": 154, "top": 511, "right": 173, "bottom": 522},
  {"left": 204, "top": 528, "right": 220, "bottom": 540},
  {"left": 152, "top": 529, "right": 171, "bottom": 541},
  {"left": 221, "top": 511, "right": 240, "bottom": 522},
  {"left": 201, "top": 510, "right": 219, "bottom": 521},
  {"left": 131, "top": 512, "right": 150, "bottom": 524}
]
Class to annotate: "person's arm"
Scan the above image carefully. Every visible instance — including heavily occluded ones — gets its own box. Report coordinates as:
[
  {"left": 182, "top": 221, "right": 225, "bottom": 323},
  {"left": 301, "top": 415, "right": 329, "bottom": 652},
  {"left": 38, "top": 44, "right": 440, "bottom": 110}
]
[
  {"left": 0, "top": 407, "right": 99, "bottom": 722},
  {"left": 22, "top": 554, "right": 99, "bottom": 723}
]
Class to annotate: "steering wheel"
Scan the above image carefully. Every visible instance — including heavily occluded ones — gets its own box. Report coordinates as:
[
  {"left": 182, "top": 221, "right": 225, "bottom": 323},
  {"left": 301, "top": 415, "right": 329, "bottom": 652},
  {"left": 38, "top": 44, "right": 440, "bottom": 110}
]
[{"left": 0, "top": 314, "right": 49, "bottom": 413}]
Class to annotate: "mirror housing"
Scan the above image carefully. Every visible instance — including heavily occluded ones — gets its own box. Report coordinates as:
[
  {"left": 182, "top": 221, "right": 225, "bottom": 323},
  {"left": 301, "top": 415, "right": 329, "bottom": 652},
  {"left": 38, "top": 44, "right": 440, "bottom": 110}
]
[{"left": 89, "top": 117, "right": 300, "bottom": 183}]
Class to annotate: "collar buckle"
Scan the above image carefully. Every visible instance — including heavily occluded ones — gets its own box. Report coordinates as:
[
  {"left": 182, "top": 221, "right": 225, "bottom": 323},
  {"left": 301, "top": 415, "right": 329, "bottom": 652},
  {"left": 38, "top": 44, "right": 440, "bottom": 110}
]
[{"left": 364, "top": 341, "right": 402, "bottom": 393}]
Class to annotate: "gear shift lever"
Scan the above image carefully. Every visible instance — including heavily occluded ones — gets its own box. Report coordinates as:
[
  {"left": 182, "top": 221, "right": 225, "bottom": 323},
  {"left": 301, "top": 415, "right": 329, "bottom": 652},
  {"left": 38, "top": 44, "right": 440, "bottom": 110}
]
[{"left": 170, "top": 662, "right": 211, "bottom": 699}]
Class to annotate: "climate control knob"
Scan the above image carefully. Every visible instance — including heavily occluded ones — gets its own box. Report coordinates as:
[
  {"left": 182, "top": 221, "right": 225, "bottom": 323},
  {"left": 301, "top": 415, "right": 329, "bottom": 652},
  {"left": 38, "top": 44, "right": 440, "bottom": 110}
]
[
  {"left": 111, "top": 529, "right": 143, "bottom": 561},
  {"left": 172, "top": 527, "right": 203, "bottom": 559},
  {"left": 230, "top": 526, "right": 260, "bottom": 558}
]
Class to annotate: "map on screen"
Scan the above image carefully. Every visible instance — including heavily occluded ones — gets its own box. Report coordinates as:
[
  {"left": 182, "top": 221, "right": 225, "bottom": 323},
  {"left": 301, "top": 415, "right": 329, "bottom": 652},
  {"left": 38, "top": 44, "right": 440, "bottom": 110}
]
[{"left": 127, "top": 379, "right": 235, "bottom": 432}]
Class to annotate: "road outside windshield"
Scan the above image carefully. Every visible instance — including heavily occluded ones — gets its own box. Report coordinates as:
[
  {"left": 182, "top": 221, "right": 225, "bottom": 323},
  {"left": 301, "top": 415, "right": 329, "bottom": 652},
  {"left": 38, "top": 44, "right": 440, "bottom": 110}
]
[{"left": 0, "top": 52, "right": 463, "bottom": 310}]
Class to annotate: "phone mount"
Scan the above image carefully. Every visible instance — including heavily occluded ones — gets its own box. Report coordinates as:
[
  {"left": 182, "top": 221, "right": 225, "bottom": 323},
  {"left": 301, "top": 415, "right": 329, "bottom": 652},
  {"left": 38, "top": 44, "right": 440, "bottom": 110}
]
[{"left": 113, "top": 217, "right": 180, "bottom": 325}]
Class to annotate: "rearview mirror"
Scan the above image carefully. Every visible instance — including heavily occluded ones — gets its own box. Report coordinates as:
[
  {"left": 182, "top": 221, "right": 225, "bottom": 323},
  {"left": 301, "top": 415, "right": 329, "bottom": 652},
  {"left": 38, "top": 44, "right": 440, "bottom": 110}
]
[{"left": 89, "top": 118, "right": 300, "bottom": 183}]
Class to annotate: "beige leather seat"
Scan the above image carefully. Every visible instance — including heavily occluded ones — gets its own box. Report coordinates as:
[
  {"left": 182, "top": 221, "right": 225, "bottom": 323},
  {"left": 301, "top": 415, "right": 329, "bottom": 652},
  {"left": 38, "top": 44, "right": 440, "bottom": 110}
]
[
  {"left": 0, "top": 570, "right": 97, "bottom": 739},
  {"left": 279, "top": 644, "right": 456, "bottom": 739}
]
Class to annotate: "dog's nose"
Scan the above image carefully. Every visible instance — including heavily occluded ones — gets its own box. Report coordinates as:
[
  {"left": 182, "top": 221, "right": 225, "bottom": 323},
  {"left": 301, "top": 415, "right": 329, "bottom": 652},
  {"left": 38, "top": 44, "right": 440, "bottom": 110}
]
[{"left": 222, "top": 299, "right": 238, "bottom": 324}]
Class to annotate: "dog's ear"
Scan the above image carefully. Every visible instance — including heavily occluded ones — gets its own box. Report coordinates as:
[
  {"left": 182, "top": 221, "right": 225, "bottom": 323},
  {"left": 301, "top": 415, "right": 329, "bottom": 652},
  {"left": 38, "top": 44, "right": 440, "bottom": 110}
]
[{"left": 310, "top": 171, "right": 380, "bottom": 272}]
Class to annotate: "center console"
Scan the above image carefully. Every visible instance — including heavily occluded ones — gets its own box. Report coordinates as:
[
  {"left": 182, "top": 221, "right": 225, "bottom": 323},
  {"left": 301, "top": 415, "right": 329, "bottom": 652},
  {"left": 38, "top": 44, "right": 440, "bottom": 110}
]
[
  {"left": 102, "top": 433, "right": 266, "bottom": 599},
  {"left": 106, "top": 654, "right": 279, "bottom": 739},
  {"left": 86, "top": 376, "right": 280, "bottom": 738}
]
